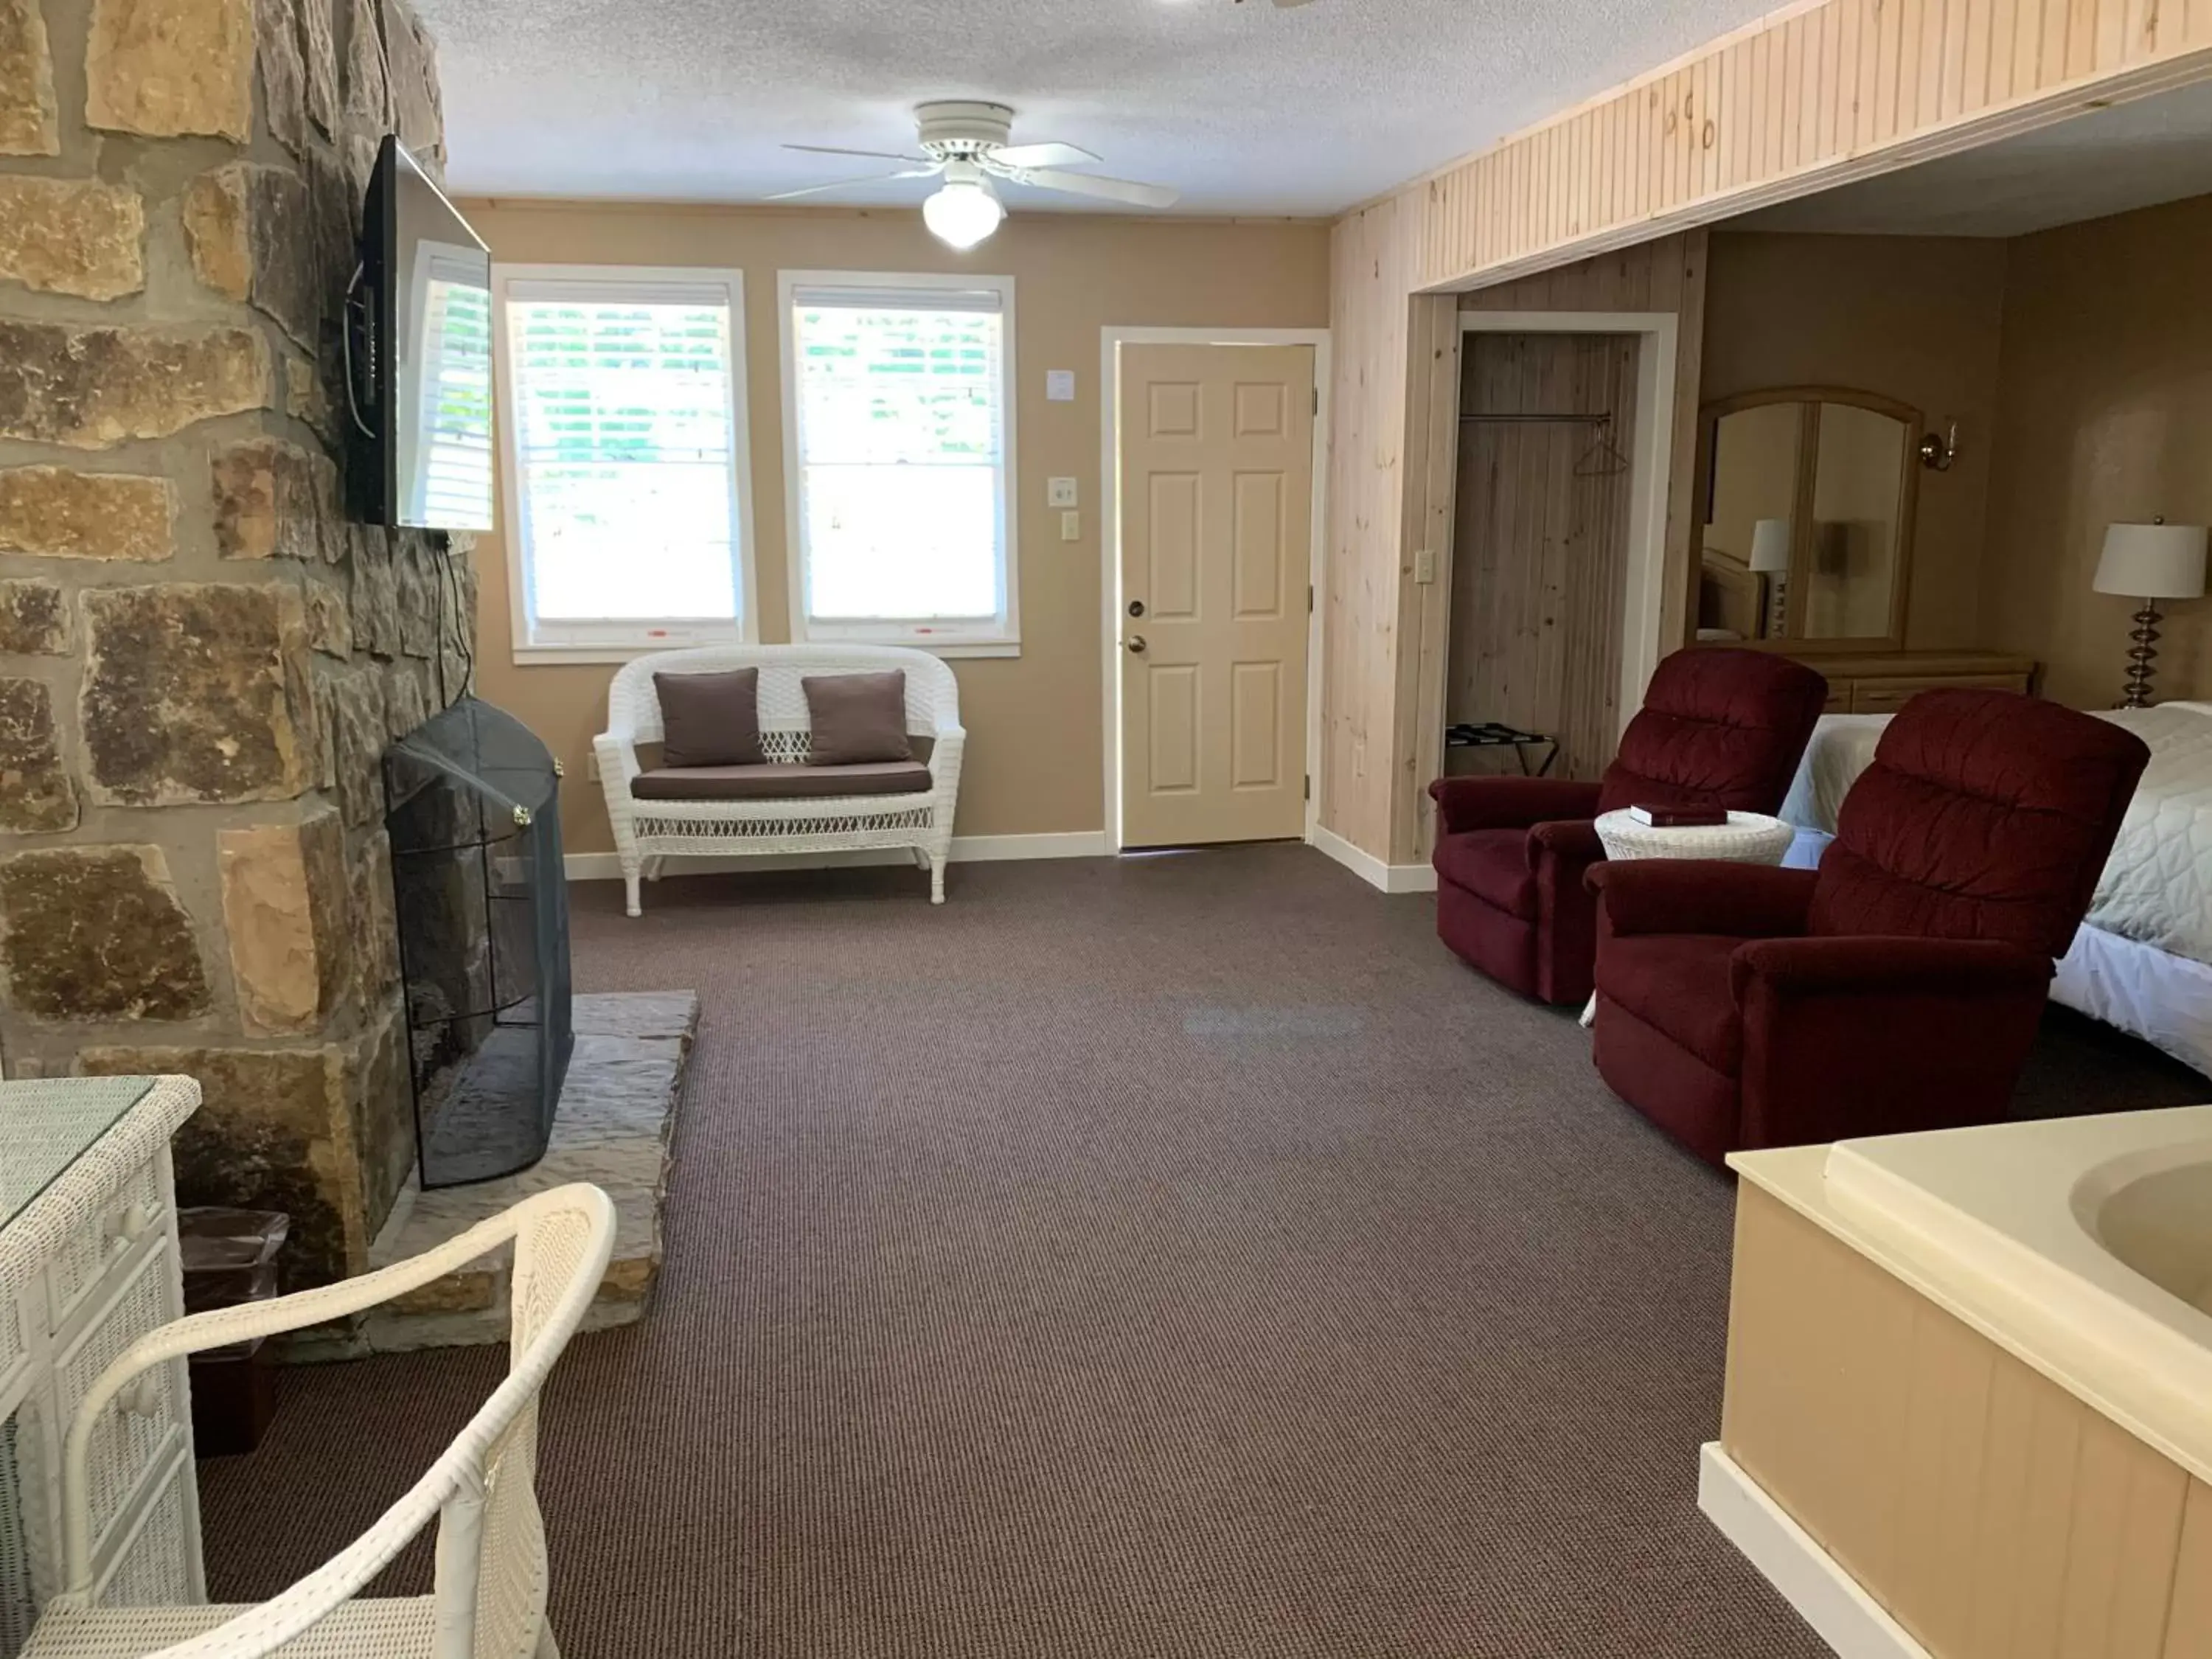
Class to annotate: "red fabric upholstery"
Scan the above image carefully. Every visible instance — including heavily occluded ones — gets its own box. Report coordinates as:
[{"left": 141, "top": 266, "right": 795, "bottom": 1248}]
[
  {"left": 1430, "top": 776, "right": 1601, "bottom": 835},
  {"left": 1429, "top": 648, "right": 1827, "bottom": 1004},
  {"left": 1587, "top": 861, "right": 1815, "bottom": 941},
  {"left": 1600, "top": 933, "right": 1745, "bottom": 1073},
  {"left": 1590, "top": 690, "right": 2151, "bottom": 1164},
  {"left": 1433, "top": 828, "right": 1538, "bottom": 922},
  {"left": 1596, "top": 649, "right": 1832, "bottom": 815},
  {"left": 1807, "top": 689, "right": 2149, "bottom": 959}
]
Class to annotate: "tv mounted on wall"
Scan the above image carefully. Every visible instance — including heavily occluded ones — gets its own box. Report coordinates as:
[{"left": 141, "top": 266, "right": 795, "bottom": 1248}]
[{"left": 346, "top": 136, "right": 495, "bottom": 532}]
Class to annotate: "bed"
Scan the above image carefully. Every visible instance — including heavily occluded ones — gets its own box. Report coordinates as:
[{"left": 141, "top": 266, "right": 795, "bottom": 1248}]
[{"left": 1778, "top": 701, "right": 2212, "bottom": 1079}]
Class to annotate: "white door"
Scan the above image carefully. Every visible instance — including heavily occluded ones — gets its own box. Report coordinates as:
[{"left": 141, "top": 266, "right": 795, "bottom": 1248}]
[{"left": 1117, "top": 343, "right": 1315, "bottom": 848}]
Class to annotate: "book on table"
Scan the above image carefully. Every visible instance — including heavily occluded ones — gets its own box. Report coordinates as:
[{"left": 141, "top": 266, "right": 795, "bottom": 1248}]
[{"left": 1627, "top": 804, "right": 1728, "bottom": 828}]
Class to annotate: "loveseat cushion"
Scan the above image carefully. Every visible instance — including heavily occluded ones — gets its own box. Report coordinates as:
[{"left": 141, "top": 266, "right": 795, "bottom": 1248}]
[
  {"left": 632, "top": 762, "right": 933, "bottom": 801},
  {"left": 654, "top": 667, "right": 763, "bottom": 768},
  {"left": 803, "top": 671, "right": 914, "bottom": 765}
]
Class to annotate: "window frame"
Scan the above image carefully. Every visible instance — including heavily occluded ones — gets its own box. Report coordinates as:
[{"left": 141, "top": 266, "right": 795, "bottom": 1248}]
[
  {"left": 777, "top": 269, "right": 1020, "bottom": 658},
  {"left": 493, "top": 262, "right": 759, "bottom": 664}
]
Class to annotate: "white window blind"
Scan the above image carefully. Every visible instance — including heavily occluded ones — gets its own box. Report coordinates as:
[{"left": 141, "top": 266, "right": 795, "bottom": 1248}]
[
  {"left": 784, "top": 276, "right": 1017, "bottom": 650},
  {"left": 403, "top": 251, "right": 493, "bottom": 529},
  {"left": 498, "top": 268, "right": 751, "bottom": 653}
]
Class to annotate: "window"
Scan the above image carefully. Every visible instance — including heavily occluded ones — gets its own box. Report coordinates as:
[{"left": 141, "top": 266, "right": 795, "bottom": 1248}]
[
  {"left": 494, "top": 265, "right": 754, "bottom": 658},
  {"left": 781, "top": 273, "right": 1018, "bottom": 654}
]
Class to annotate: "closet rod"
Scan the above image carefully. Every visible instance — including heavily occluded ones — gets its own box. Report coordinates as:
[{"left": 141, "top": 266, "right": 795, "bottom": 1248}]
[{"left": 1458, "top": 411, "right": 1613, "bottom": 423}]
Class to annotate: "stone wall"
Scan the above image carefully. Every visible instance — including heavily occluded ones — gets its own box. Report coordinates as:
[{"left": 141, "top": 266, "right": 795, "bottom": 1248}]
[{"left": 0, "top": 0, "right": 469, "bottom": 1284}]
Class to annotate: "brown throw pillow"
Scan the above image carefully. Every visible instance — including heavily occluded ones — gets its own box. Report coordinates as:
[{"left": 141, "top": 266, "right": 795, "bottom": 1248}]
[
  {"left": 804, "top": 670, "right": 914, "bottom": 765},
  {"left": 655, "top": 667, "right": 763, "bottom": 768}
]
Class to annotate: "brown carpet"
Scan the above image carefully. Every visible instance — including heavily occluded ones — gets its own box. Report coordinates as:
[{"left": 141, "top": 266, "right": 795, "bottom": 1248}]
[{"left": 195, "top": 844, "right": 2205, "bottom": 1657}]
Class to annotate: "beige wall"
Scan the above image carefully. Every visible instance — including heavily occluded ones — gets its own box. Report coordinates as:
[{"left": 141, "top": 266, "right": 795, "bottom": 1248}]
[
  {"left": 1983, "top": 192, "right": 2212, "bottom": 709},
  {"left": 462, "top": 201, "right": 1329, "bottom": 855},
  {"left": 1702, "top": 232, "right": 2009, "bottom": 650}
]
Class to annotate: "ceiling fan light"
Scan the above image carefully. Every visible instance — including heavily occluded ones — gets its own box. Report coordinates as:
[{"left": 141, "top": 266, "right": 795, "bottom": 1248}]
[{"left": 922, "top": 176, "right": 1004, "bottom": 248}]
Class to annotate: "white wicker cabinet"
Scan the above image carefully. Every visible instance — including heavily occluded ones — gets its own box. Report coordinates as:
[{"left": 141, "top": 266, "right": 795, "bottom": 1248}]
[
  {"left": 595, "top": 644, "right": 966, "bottom": 915},
  {"left": 0, "top": 1077, "right": 205, "bottom": 1655}
]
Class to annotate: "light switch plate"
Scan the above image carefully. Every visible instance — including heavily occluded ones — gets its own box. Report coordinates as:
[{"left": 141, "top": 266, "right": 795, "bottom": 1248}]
[
  {"left": 1047, "top": 476, "right": 1078, "bottom": 508},
  {"left": 1413, "top": 548, "right": 1436, "bottom": 584},
  {"left": 1046, "top": 369, "right": 1076, "bottom": 401},
  {"left": 1060, "top": 509, "right": 1081, "bottom": 542}
]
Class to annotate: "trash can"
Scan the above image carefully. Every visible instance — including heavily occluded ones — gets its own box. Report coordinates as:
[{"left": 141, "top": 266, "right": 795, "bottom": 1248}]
[{"left": 177, "top": 1208, "right": 289, "bottom": 1457}]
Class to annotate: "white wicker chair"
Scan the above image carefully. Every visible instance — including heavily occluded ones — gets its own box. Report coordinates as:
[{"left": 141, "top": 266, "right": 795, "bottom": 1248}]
[
  {"left": 594, "top": 643, "right": 965, "bottom": 915},
  {"left": 20, "top": 1184, "right": 616, "bottom": 1659}
]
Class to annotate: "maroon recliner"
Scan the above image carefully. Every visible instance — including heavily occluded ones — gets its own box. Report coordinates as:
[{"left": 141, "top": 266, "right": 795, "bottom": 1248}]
[
  {"left": 1427, "top": 649, "right": 1829, "bottom": 1005},
  {"left": 1586, "top": 689, "right": 2150, "bottom": 1166}
]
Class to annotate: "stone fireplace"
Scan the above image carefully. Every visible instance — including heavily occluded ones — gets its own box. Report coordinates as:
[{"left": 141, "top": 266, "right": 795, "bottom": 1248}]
[{"left": 0, "top": 0, "right": 459, "bottom": 1285}]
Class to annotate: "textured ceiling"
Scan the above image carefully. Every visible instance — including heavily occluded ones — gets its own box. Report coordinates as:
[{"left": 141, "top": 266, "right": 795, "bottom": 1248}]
[
  {"left": 1737, "top": 82, "right": 2212, "bottom": 237},
  {"left": 414, "top": 0, "right": 1784, "bottom": 215}
]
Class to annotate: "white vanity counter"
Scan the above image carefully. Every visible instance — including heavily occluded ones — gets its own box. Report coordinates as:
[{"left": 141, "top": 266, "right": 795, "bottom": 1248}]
[{"left": 0, "top": 1076, "right": 204, "bottom": 1652}]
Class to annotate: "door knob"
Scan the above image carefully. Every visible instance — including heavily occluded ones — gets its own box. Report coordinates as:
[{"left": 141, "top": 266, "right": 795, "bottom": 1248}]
[
  {"left": 1127, "top": 636, "right": 1147, "bottom": 654},
  {"left": 1127, "top": 599, "right": 1146, "bottom": 617}
]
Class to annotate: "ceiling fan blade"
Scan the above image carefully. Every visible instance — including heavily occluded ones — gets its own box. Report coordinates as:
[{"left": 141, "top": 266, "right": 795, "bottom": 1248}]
[
  {"left": 782, "top": 143, "right": 932, "bottom": 163},
  {"left": 765, "top": 167, "right": 940, "bottom": 201},
  {"left": 987, "top": 141, "right": 1101, "bottom": 168},
  {"left": 1013, "top": 167, "right": 1179, "bottom": 209}
]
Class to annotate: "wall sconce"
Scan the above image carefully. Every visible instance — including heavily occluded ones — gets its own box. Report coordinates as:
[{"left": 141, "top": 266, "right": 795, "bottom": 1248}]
[{"left": 1918, "top": 420, "right": 1959, "bottom": 471}]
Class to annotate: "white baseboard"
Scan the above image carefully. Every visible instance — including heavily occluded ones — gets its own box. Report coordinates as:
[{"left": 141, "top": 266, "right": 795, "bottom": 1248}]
[
  {"left": 1697, "top": 1444, "right": 1930, "bottom": 1659},
  {"left": 565, "top": 830, "right": 1107, "bottom": 882},
  {"left": 1310, "top": 826, "right": 1439, "bottom": 894}
]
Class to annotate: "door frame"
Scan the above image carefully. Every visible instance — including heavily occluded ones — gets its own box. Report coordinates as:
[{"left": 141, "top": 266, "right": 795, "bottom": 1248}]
[
  {"left": 1098, "top": 326, "right": 1332, "bottom": 855},
  {"left": 1446, "top": 311, "right": 1680, "bottom": 749}
]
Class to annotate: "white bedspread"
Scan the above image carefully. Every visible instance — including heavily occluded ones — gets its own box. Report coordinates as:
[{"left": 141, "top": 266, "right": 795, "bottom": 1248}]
[
  {"left": 2087, "top": 702, "right": 2212, "bottom": 962},
  {"left": 1779, "top": 701, "right": 2212, "bottom": 966},
  {"left": 1776, "top": 714, "right": 1888, "bottom": 843}
]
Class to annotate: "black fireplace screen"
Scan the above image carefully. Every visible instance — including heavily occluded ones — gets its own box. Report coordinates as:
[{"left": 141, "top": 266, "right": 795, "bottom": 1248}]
[{"left": 383, "top": 696, "right": 573, "bottom": 1189}]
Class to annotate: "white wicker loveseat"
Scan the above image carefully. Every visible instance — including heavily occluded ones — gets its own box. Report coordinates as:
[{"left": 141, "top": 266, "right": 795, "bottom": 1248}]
[{"left": 594, "top": 643, "right": 964, "bottom": 916}]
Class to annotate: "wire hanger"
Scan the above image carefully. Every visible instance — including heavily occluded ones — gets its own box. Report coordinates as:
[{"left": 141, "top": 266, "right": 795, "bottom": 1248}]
[{"left": 1571, "top": 417, "right": 1630, "bottom": 478}]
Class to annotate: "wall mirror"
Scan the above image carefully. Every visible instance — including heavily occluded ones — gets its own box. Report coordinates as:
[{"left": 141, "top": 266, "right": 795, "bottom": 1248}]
[{"left": 1693, "top": 386, "right": 1920, "bottom": 651}]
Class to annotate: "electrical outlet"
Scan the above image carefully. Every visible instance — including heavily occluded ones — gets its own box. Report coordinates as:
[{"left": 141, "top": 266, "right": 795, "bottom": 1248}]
[
  {"left": 1047, "top": 476, "right": 1079, "bottom": 508},
  {"left": 585, "top": 749, "right": 601, "bottom": 782},
  {"left": 1413, "top": 548, "right": 1436, "bottom": 584},
  {"left": 1353, "top": 738, "right": 1367, "bottom": 778},
  {"left": 1060, "top": 509, "right": 1081, "bottom": 543}
]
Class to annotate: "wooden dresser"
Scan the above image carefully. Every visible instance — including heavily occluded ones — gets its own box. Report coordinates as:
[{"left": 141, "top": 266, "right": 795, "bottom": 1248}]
[
  {"left": 1, "top": 1076, "right": 204, "bottom": 1644},
  {"left": 1784, "top": 649, "right": 2038, "bottom": 714}
]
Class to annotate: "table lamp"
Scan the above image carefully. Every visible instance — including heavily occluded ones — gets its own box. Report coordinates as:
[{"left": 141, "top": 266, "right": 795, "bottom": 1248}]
[
  {"left": 2093, "top": 521, "right": 2208, "bottom": 708},
  {"left": 1749, "top": 518, "right": 1791, "bottom": 638}
]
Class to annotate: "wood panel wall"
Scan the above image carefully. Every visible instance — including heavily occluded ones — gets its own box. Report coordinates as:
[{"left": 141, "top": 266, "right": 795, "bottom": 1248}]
[
  {"left": 1446, "top": 335, "right": 1641, "bottom": 782},
  {"left": 1415, "top": 0, "right": 2212, "bottom": 293},
  {"left": 1317, "top": 0, "right": 2212, "bottom": 866},
  {"left": 1725, "top": 1186, "right": 2212, "bottom": 1659},
  {"left": 1319, "top": 196, "right": 1442, "bottom": 860}
]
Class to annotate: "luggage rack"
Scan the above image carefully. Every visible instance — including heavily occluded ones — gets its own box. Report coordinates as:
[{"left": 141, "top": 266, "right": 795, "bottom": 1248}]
[{"left": 1444, "top": 722, "right": 1559, "bottom": 777}]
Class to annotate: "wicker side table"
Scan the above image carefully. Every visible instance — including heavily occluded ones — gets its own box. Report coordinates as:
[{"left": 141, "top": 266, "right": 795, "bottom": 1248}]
[{"left": 1581, "top": 810, "right": 1797, "bottom": 1028}]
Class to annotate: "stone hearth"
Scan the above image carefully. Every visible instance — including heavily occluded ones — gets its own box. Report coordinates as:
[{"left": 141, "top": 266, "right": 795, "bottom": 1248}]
[
  {"left": 0, "top": 0, "right": 462, "bottom": 1293},
  {"left": 295, "top": 991, "right": 698, "bottom": 1356}
]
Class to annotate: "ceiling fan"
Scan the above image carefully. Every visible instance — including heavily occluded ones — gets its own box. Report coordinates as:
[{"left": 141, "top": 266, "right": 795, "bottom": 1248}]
[{"left": 769, "top": 101, "right": 1179, "bottom": 249}]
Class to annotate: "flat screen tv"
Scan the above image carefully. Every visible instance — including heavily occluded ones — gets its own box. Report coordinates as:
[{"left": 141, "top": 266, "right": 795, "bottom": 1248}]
[{"left": 347, "top": 136, "right": 495, "bottom": 531}]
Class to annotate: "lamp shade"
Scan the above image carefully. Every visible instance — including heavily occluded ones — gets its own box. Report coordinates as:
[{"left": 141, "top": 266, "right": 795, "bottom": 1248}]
[
  {"left": 2093, "top": 523, "right": 2208, "bottom": 599},
  {"left": 1748, "top": 518, "right": 1792, "bottom": 574}
]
